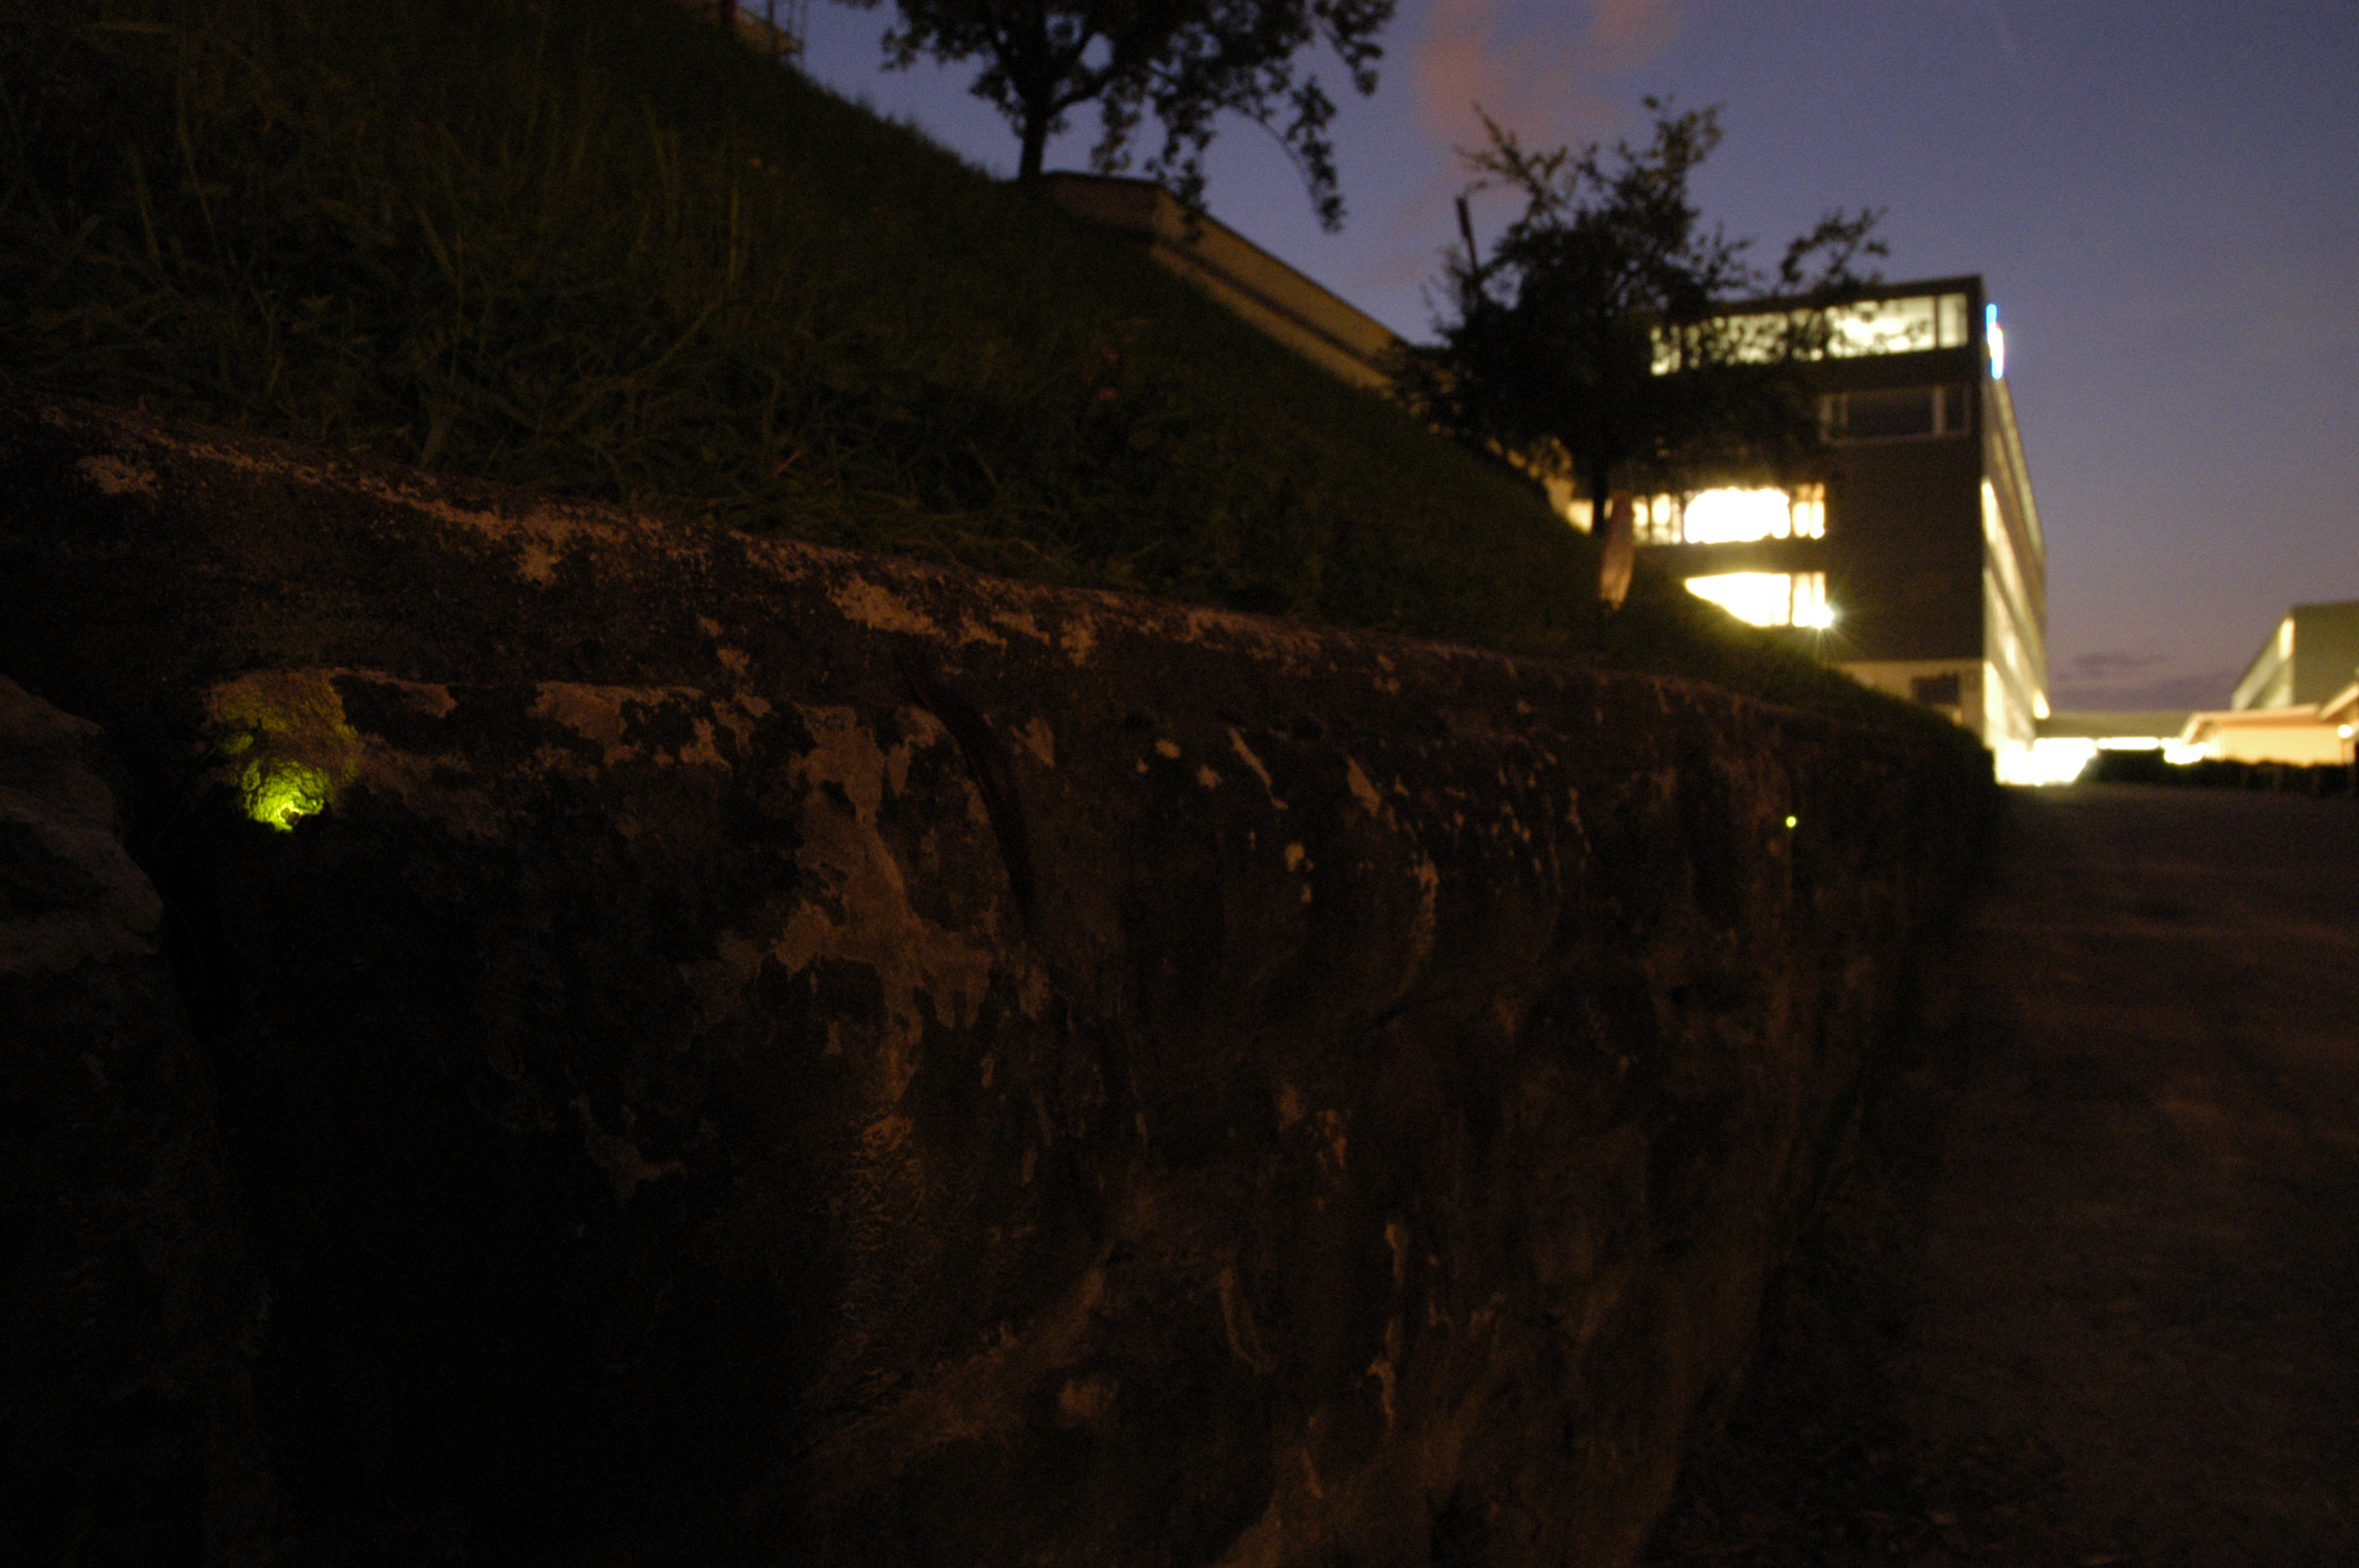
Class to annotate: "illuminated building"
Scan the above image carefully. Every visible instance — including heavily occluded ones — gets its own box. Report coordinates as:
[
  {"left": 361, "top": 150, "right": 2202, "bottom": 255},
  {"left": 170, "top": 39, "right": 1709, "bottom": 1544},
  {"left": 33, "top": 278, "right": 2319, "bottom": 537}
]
[
  {"left": 2224, "top": 601, "right": 2359, "bottom": 713},
  {"left": 1604, "top": 277, "right": 2048, "bottom": 778},
  {"left": 1024, "top": 194, "right": 2052, "bottom": 771},
  {"left": 2172, "top": 601, "right": 2359, "bottom": 765}
]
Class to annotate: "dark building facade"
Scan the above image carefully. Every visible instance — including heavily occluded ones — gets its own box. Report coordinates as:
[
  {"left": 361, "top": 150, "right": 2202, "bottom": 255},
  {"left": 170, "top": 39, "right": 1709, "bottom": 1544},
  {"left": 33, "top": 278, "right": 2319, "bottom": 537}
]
[{"left": 1601, "top": 276, "right": 2048, "bottom": 775}]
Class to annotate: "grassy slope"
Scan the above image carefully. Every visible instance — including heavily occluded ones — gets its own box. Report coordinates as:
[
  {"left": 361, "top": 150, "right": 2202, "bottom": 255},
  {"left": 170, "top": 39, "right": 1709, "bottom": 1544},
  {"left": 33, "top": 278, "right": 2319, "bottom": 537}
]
[{"left": 0, "top": 0, "right": 1972, "bottom": 750}]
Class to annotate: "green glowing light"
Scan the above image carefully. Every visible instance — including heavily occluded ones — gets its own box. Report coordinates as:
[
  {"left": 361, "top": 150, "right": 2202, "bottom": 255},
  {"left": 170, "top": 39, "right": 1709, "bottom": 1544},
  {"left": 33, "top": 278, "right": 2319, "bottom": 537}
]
[
  {"left": 204, "top": 670, "right": 365, "bottom": 832},
  {"left": 1784, "top": 815, "right": 1798, "bottom": 829},
  {"left": 242, "top": 758, "right": 334, "bottom": 832}
]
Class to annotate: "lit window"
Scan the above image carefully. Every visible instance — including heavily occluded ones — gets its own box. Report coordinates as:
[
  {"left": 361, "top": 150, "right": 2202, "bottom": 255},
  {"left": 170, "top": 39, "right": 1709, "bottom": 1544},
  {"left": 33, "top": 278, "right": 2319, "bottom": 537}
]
[
  {"left": 1827, "top": 296, "right": 1938, "bottom": 356},
  {"left": 1791, "top": 482, "right": 1826, "bottom": 539},
  {"left": 1683, "top": 488, "right": 1790, "bottom": 543},
  {"left": 1642, "top": 492, "right": 1671, "bottom": 543},
  {"left": 1792, "top": 570, "right": 1833, "bottom": 628},
  {"left": 1634, "top": 493, "right": 1680, "bottom": 546},
  {"left": 1685, "top": 571, "right": 1833, "bottom": 629},
  {"left": 1938, "top": 294, "right": 1970, "bottom": 350},
  {"left": 1652, "top": 292, "right": 1974, "bottom": 372},
  {"left": 1675, "top": 485, "right": 1826, "bottom": 544}
]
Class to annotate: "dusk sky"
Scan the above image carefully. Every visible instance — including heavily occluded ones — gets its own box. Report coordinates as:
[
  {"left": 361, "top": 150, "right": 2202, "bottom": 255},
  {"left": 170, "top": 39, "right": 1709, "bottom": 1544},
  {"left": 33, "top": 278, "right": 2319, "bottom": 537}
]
[{"left": 796, "top": 1, "right": 2357, "bottom": 713}]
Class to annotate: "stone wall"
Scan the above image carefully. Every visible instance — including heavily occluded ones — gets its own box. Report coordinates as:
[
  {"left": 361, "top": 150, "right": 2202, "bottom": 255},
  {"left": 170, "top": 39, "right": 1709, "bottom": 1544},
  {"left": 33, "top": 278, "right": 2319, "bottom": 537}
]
[{"left": 0, "top": 395, "right": 1988, "bottom": 1565}]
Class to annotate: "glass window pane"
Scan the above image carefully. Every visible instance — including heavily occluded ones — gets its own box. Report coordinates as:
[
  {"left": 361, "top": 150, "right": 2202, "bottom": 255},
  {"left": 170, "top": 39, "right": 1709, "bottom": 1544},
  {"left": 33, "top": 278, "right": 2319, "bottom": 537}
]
[
  {"left": 1828, "top": 296, "right": 1938, "bottom": 357},
  {"left": 1938, "top": 293, "right": 1969, "bottom": 348},
  {"left": 1792, "top": 483, "right": 1826, "bottom": 539},
  {"left": 1655, "top": 292, "right": 1969, "bottom": 374},
  {"left": 1841, "top": 386, "right": 1937, "bottom": 439}
]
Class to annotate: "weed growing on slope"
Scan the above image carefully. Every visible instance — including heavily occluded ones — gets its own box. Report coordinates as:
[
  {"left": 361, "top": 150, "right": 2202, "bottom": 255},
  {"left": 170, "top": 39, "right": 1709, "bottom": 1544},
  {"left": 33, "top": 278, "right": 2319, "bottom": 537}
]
[{"left": 0, "top": 0, "right": 1974, "bottom": 751}]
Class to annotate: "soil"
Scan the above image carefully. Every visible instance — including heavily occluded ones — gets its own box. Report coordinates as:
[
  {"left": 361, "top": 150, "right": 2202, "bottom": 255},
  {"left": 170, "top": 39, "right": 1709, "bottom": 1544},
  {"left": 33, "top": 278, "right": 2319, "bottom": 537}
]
[{"left": 1645, "top": 783, "right": 2359, "bottom": 1567}]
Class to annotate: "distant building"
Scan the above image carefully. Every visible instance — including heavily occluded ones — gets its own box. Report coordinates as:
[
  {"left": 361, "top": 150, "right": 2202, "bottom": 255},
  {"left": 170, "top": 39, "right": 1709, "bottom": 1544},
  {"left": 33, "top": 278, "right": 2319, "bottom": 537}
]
[
  {"left": 2174, "top": 601, "right": 2359, "bottom": 765},
  {"left": 1032, "top": 197, "right": 2051, "bottom": 770},
  {"left": 2226, "top": 601, "right": 2359, "bottom": 711},
  {"left": 1616, "top": 277, "right": 2048, "bottom": 778},
  {"left": 2023, "top": 710, "right": 2202, "bottom": 784}
]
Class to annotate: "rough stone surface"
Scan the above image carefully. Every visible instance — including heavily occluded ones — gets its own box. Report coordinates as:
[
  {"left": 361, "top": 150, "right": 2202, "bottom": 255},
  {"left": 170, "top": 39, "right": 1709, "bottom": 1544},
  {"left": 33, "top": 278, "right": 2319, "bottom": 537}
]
[
  {"left": 0, "top": 675, "right": 278, "bottom": 1565},
  {"left": 0, "top": 394, "right": 1987, "bottom": 1566}
]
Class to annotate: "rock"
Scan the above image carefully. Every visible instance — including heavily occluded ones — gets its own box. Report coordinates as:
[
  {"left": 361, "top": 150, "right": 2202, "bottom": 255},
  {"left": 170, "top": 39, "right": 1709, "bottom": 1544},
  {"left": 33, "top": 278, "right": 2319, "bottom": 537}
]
[
  {"left": 0, "top": 675, "right": 278, "bottom": 1565},
  {"left": 0, "top": 394, "right": 1987, "bottom": 1565}
]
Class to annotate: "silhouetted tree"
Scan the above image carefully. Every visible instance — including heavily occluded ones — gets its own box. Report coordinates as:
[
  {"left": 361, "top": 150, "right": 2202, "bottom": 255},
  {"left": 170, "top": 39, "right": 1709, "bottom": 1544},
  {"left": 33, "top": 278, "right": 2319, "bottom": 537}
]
[
  {"left": 840, "top": 0, "right": 1393, "bottom": 228},
  {"left": 1398, "top": 100, "right": 1885, "bottom": 575}
]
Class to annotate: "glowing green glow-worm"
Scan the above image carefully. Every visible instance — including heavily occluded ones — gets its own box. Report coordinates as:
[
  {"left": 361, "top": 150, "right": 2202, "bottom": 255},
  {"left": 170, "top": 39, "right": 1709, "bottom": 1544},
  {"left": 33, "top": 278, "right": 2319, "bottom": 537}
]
[
  {"left": 205, "top": 671, "right": 362, "bottom": 832},
  {"left": 242, "top": 758, "right": 336, "bottom": 831},
  {"left": 1784, "top": 815, "right": 1798, "bottom": 829}
]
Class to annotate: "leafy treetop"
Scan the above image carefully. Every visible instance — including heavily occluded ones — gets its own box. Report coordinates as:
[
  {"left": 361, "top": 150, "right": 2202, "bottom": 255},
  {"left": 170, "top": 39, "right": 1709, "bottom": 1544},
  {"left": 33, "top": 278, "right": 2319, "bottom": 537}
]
[
  {"left": 843, "top": 0, "right": 1393, "bottom": 228},
  {"left": 1398, "top": 99, "right": 1886, "bottom": 535}
]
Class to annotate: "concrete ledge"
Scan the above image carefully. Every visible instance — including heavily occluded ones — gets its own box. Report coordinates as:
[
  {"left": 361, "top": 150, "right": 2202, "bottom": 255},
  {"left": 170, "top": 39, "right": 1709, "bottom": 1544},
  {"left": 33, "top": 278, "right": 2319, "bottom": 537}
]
[{"left": 1040, "top": 172, "right": 1401, "bottom": 391}]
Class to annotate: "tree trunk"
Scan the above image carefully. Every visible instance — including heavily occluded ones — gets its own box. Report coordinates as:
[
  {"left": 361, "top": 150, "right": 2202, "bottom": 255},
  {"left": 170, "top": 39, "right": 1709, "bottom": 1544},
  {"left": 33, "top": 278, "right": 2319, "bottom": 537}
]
[
  {"left": 1592, "top": 462, "right": 1635, "bottom": 609},
  {"left": 1018, "top": 114, "right": 1049, "bottom": 181}
]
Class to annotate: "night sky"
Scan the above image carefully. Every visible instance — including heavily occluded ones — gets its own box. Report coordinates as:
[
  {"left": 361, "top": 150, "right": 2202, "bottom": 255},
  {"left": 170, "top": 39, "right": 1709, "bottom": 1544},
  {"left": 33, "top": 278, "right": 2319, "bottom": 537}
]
[{"left": 795, "top": 1, "right": 2358, "bottom": 713}]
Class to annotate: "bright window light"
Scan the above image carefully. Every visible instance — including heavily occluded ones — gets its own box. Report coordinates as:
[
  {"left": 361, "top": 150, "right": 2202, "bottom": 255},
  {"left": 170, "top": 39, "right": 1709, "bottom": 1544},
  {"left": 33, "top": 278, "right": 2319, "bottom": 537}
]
[
  {"left": 1652, "top": 292, "right": 1972, "bottom": 373},
  {"left": 1683, "top": 487, "right": 1790, "bottom": 543},
  {"left": 1828, "top": 296, "right": 1939, "bottom": 357},
  {"left": 1790, "top": 482, "right": 1826, "bottom": 539},
  {"left": 1685, "top": 571, "right": 1833, "bottom": 629},
  {"left": 1687, "top": 572, "right": 1791, "bottom": 626},
  {"left": 1937, "top": 294, "right": 1970, "bottom": 348},
  {"left": 1793, "top": 572, "right": 1834, "bottom": 630},
  {"left": 1682, "top": 488, "right": 1789, "bottom": 543}
]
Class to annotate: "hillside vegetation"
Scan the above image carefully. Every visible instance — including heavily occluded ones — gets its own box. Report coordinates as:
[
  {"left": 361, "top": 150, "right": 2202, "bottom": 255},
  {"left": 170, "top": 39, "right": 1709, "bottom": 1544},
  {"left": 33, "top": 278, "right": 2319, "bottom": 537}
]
[{"left": 0, "top": 0, "right": 1971, "bottom": 744}]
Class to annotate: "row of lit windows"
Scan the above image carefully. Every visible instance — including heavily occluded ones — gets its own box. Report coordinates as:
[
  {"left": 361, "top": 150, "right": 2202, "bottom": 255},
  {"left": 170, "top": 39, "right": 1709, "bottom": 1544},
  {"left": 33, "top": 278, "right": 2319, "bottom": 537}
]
[
  {"left": 1630, "top": 484, "right": 1827, "bottom": 547},
  {"left": 1685, "top": 571, "right": 1833, "bottom": 630},
  {"left": 1652, "top": 292, "right": 1973, "bottom": 373}
]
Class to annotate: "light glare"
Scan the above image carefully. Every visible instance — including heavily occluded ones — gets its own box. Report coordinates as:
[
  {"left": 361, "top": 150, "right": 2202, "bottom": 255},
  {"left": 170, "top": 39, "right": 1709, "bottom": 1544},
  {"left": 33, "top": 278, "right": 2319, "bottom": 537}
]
[
  {"left": 242, "top": 758, "right": 333, "bottom": 831},
  {"left": 1682, "top": 487, "right": 1793, "bottom": 544},
  {"left": 1686, "top": 572, "right": 1794, "bottom": 627},
  {"left": 2017, "top": 739, "right": 2095, "bottom": 786}
]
